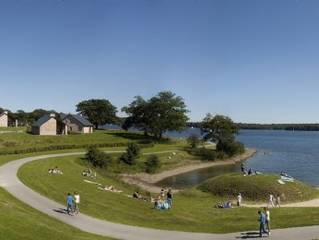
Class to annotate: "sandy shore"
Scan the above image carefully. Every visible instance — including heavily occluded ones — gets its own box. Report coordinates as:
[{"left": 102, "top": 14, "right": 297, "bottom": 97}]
[{"left": 120, "top": 148, "right": 257, "bottom": 193}]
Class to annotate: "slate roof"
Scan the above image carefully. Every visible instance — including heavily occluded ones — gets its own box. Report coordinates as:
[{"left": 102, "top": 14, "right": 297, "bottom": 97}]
[
  {"left": 71, "top": 114, "right": 93, "bottom": 127},
  {"left": 32, "top": 114, "right": 54, "bottom": 127},
  {"left": 62, "top": 114, "right": 93, "bottom": 127}
]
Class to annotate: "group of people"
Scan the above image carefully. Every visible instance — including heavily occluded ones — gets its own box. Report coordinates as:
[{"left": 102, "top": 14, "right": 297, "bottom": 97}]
[
  {"left": 268, "top": 193, "right": 281, "bottom": 208},
  {"left": 258, "top": 207, "right": 271, "bottom": 237},
  {"left": 48, "top": 166, "right": 63, "bottom": 175},
  {"left": 216, "top": 201, "right": 232, "bottom": 209},
  {"left": 98, "top": 185, "right": 123, "bottom": 193},
  {"left": 82, "top": 168, "right": 97, "bottom": 178},
  {"left": 154, "top": 188, "right": 173, "bottom": 210},
  {"left": 241, "top": 163, "right": 261, "bottom": 176},
  {"left": 66, "top": 192, "right": 80, "bottom": 215}
]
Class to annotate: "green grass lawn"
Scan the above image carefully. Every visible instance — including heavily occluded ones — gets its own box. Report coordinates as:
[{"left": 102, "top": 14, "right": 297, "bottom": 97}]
[
  {"left": 0, "top": 152, "right": 113, "bottom": 240},
  {"left": 199, "top": 173, "right": 319, "bottom": 202},
  {"left": 0, "top": 187, "right": 113, "bottom": 240},
  {"left": 0, "top": 129, "right": 156, "bottom": 154},
  {"left": 18, "top": 155, "right": 319, "bottom": 233}
]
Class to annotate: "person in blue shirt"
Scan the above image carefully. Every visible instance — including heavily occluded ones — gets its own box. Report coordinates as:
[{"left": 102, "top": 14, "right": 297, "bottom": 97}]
[
  {"left": 258, "top": 210, "right": 268, "bottom": 237},
  {"left": 66, "top": 193, "right": 74, "bottom": 215}
]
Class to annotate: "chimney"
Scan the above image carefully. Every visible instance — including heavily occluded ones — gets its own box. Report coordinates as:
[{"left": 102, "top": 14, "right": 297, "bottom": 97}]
[
  {"left": 3, "top": 111, "right": 8, "bottom": 115},
  {"left": 49, "top": 113, "right": 56, "bottom": 118}
]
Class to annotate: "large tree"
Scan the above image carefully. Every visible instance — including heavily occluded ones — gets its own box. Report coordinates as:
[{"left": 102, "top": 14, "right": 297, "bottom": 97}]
[
  {"left": 201, "top": 114, "right": 238, "bottom": 143},
  {"left": 76, "top": 99, "right": 118, "bottom": 129},
  {"left": 147, "top": 91, "right": 189, "bottom": 139},
  {"left": 122, "top": 91, "right": 189, "bottom": 139},
  {"left": 121, "top": 96, "right": 149, "bottom": 135}
]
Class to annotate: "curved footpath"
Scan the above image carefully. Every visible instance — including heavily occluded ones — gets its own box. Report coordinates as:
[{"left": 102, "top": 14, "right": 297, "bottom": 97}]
[{"left": 0, "top": 153, "right": 319, "bottom": 240}]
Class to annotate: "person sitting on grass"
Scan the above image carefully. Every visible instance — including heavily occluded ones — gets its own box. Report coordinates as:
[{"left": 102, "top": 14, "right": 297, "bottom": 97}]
[
  {"left": 82, "top": 168, "right": 95, "bottom": 178},
  {"left": 48, "top": 168, "right": 53, "bottom": 174},
  {"left": 133, "top": 191, "right": 142, "bottom": 199},
  {"left": 98, "top": 185, "right": 123, "bottom": 193},
  {"left": 154, "top": 196, "right": 170, "bottom": 210},
  {"left": 160, "top": 188, "right": 165, "bottom": 198},
  {"left": 53, "top": 166, "right": 63, "bottom": 175},
  {"left": 216, "top": 201, "right": 232, "bottom": 209}
]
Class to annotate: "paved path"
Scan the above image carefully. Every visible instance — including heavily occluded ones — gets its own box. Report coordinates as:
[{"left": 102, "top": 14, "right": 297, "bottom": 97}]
[{"left": 0, "top": 152, "right": 319, "bottom": 240}]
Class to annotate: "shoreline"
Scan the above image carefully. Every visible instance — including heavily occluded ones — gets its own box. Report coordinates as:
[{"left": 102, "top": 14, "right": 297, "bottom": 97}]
[{"left": 120, "top": 148, "right": 257, "bottom": 193}]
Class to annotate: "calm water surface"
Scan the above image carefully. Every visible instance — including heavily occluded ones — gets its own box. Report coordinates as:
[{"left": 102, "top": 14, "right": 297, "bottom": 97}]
[{"left": 159, "top": 129, "right": 319, "bottom": 188}]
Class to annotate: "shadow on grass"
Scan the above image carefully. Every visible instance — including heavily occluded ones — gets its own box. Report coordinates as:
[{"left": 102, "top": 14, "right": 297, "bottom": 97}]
[
  {"left": 105, "top": 132, "right": 153, "bottom": 141},
  {"left": 105, "top": 131, "right": 172, "bottom": 144}
]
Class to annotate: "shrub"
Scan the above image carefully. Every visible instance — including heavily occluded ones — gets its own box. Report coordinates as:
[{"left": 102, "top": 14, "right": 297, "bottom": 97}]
[
  {"left": 120, "top": 143, "right": 140, "bottom": 165},
  {"left": 145, "top": 155, "right": 161, "bottom": 173},
  {"left": 217, "top": 139, "right": 245, "bottom": 156},
  {"left": 3, "top": 141, "right": 17, "bottom": 147},
  {"left": 85, "top": 146, "right": 111, "bottom": 168},
  {"left": 188, "top": 148, "right": 216, "bottom": 161},
  {"left": 187, "top": 134, "right": 201, "bottom": 148},
  {"left": 0, "top": 141, "right": 153, "bottom": 156}
]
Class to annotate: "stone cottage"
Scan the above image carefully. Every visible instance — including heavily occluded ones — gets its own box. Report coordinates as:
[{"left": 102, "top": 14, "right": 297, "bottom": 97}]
[
  {"left": 31, "top": 113, "right": 57, "bottom": 135},
  {"left": 0, "top": 111, "right": 8, "bottom": 127},
  {"left": 61, "top": 114, "right": 94, "bottom": 134}
]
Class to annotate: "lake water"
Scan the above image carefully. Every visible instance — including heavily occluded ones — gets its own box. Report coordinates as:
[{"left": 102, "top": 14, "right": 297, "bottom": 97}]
[{"left": 159, "top": 129, "right": 319, "bottom": 188}]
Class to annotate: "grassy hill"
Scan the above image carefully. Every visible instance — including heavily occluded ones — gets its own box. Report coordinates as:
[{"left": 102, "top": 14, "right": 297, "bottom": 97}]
[
  {"left": 0, "top": 129, "right": 156, "bottom": 155},
  {"left": 0, "top": 187, "right": 112, "bottom": 240},
  {"left": 18, "top": 155, "right": 319, "bottom": 233},
  {"left": 198, "top": 173, "right": 319, "bottom": 202}
]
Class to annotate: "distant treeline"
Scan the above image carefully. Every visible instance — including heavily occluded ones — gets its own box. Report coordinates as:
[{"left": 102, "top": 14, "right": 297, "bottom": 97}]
[
  {"left": 237, "top": 123, "right": 319, "bottom": 131},
  {"left": 188, "top": 122, "right": 319, "bottom": 131}
]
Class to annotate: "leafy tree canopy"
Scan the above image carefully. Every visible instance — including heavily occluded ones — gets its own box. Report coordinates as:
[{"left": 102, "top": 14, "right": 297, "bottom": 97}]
[
  {"left": 122, "top": 91, "right": 189, "bottom": 139},
  {"left": 201, "top": 114, "right": 238, "bottom": 143},
  {"left": 76, "top": 99, "right": 118, "bottom": 129}
]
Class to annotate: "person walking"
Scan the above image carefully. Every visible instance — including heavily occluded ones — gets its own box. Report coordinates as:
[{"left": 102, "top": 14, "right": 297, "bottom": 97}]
[
  {"left": 268, "top": 194, "right": 275, "bottom": 208},
  {"left": 258, "top": 210, "right": 267, "bottom": 237},
  {"left": 74, "top": 191, "right": 80, "bottom": 214},
  {"left": 167, "top": 188, "right": 173, "bottom": 208},
  {"left": 66, "top": 193, "right": 74, "bottom": 215},
  {"left": 264, "top": 207, "right": 271, "bottom": 235},
  {"left": 237, "top": 193, "right": 242, "bottom": 207},
  {"left": 275, "top": 194, "right": 281, "bottom": 207}
]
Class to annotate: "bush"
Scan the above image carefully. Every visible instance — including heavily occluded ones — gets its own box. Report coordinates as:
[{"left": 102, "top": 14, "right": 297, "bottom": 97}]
[
  {"left": 145, "top": 155, "right": 161, "bottom": 173},
  {"left": 216, "top": 140, "right": 245, "bottom": 156},
  {"left": 0, "top": 141, "right": 153, "bottom": 156},
  {"left": 85, "top": 146, "right": 112, "bottom": 168},
  {"left": 187, "top": 134, "right": 201, "bottom": 148},
  {"left": 120, "top": 143, "right": 140, "bottom": 165},
  {"left": 188, "top": 148, "right": 217, "bottom": 161}
]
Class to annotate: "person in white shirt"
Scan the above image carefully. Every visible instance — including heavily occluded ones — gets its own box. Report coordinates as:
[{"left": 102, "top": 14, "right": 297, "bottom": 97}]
[
  {"left": 268, "top": 194, "right": 275, "bottom": 208},
  {"left": 264, "top": 207, "right": 271, "bottom": 235},
  {"left": 74, "top": 192, "right": 80, "bottom": 214},
  {"left": 237, "top": 193, "right": 242, "bottom": 207}
]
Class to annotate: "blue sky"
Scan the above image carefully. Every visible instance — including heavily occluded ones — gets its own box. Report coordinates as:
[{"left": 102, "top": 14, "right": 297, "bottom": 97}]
[{"left": 1, "top": 0, "right": 319, "bottom": 123}]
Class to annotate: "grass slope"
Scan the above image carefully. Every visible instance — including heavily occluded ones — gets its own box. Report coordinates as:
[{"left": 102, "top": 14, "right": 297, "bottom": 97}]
[
  {"left": 0, "top": 129, "right": 153, "bottom": 154},
  {"left": 19, "top": 155, "right": 319, "bottom": 233},
  {"left": 199, "top": 173, "right": 319, "bottom": 202},
  {"left": 0, "top": 187, "right": 112, "bottom": 240}
]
